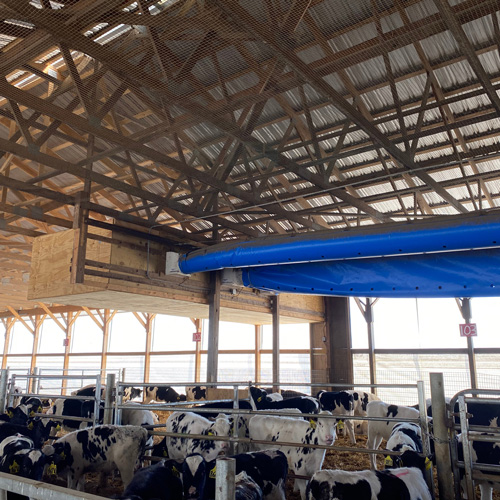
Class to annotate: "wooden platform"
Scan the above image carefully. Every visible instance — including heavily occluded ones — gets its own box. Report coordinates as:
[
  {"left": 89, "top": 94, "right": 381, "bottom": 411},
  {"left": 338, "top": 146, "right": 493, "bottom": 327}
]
[{"left": 28, "top": 228, "right": 325, "bottom": 324}]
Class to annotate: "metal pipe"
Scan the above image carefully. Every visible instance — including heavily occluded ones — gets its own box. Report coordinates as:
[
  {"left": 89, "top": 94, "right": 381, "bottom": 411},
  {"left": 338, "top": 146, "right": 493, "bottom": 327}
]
[
  {"left": 94, "top": 375, "right": 102, "bottom": 426},
  {"left": 0, "top": 370, "right": 8, "bottom": 414},
  {"left": 215, "top": 457, "right": 235, "bottom": 500},
  {"left": 458, "top": 395, "right": 475, "bottom": 499},
  {"left": 417, "top": 380, "right": 433, "bottom": 496},
  {"left": 32, "top": 367, "right": 40, "bottom": 394},
  {"left": 429, "top": 373, "right": 454, "bottom": 500},
  {"left": 0, "top": 471, "right": 108, "bottom": 499},
  {"left": 7, "top": 374, "right": 15, "bottom": 408},
  {"left": 103, "top": 373, "right": 115, "bottom": 425}
]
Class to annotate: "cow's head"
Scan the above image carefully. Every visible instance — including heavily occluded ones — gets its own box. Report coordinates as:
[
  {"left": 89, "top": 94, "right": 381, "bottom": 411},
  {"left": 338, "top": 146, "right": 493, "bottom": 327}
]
[
  {"left": 42, "top": 441, "right": 73, "bottom": 475},
  {"left": 312, "top": 411, "right": 336, "bottom": 446},
  {"left": 249, "top": 386, "right": 267, "bottom": 408},
  {"left": 183, "top": 453, "right": 207, "bottom": 500},
  {"left": 202, "top": 413, "right": 230, "bottom": 460}
]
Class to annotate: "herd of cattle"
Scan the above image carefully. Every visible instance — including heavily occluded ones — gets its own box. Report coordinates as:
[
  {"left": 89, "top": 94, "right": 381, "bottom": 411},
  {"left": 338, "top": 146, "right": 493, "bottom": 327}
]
[{"left": 0, "top": 383, "right": 498, "bottom": 499}]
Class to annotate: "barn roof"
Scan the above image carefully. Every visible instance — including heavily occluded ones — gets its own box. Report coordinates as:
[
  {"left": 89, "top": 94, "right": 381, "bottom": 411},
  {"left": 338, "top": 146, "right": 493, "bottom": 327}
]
[{"left": 0, "top": 0, "right": 499, "bottom": 310}]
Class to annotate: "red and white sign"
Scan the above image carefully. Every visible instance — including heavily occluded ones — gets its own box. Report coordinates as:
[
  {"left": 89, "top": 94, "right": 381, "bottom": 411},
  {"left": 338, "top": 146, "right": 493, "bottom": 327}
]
[
  {"left": 192, "top": 331, "right": 202, "bottom": 342},
  {"left": 62, "top": 338, "right": 69, "bottom": 347},
  {"left": 459, "top": 323, "right": 477, "bottom": 337}
]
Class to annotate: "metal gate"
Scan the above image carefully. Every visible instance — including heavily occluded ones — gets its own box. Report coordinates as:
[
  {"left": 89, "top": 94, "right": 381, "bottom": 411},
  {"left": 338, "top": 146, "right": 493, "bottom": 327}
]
[{"left": 449, "top": 389, "right": 500, "bottom": 499}]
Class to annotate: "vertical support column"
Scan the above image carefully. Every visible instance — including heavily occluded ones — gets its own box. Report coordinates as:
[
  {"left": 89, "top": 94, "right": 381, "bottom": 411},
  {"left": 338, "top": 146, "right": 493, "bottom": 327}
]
[
  {"left": 365, "top": 299, "right": 377, "bottom": 391},
  {"left": 70, "top": 192, "right": 89, "bottom": 284},
  {"left": 215, "top": 457, "right": 235, "bottom": 500},
  {"left": 0, "top": 369, "right": 8, "bottom": 414},
  {"left": 1, "top": 318, "right": 14, "bottom": 370},
  {"left": 194, "top": 319, "right": 202, "bottom": 383},
  {"left": 29, "top": 314, "right": 42, "bottom": 393},
  {"left": 144, "top": 314, "right": 154, "bottom": 384},
  {"left": 100, "top": 310, "right": 111, "bottom": 382},
  {"left": 430, "top": 372, "right": 454, "bottom": 500},
  {"left": 103, "top": 373, "right": 115, "bottom": 425},
  {"left": 255, "top": 325, "right": 262, "bottom": 383},
  {"left": 207, "top": 271, "right": 221, "bottom": 384},
  {"left": 61, "top": 312, "right": 75, "bottom": 396},
  {"left": 458, "top": 298, "right": 477, "bottom": 389},
  {"left": 324, "top": 297, "right": 353, "bottom": 388},
  {"left": 272, "top": 295, "right": 280, "bottom": 393}
]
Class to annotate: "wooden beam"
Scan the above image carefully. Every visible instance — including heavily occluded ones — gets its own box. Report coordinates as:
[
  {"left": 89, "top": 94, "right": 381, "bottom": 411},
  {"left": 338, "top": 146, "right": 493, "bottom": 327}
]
[
  {"left": 207, "top": 271, "right": 221, "bottom": 384},
  {"left": 272, "top": 295, "right": 280, "bottom": 393}
]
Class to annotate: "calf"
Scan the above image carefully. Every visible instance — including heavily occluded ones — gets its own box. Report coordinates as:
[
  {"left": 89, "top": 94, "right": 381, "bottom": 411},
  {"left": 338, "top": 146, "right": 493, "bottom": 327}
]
[
  {"left": 0, "top": 434, "right": 55, "bottom": 482},
  {"left": 193, "top": 400, "right": 252, "bottom": 419},
  {"left": 47, "top": 398, "right": 101, "bottom": 433},
  {"left": 307, "top": 461, "right": 432, "bottom": 500},
  {"left": 121, "top": 401, "right": 156, "bottom": 463},
  {"left": 348, "top": 390, "right": 380, "bottom": 415},
  {"left": 186, "top": 386, "right": 207, "bottom": 401},
  {"left": 235, "top": 471, "right": 263, "bottom": 500},
  {"left": 183, "top": 449, "right": 288, "bottom": 500},
  {"left": 71, "top": 384, "right": 106, "bottom": 399},
  {"left": 317, "top": 390, "right": 355, "bottom": 444},
  {"left": 457, "top": 432, "right": 500, "bottom": 500},
  {"left": 43, "top": 424, "right": 148, "bottom": 491},
  {"left": 249, "top": 387, "right": 319, "bottom": 415},
  {"left": 0, "top": 419, "right": 56, "bottom": 448},
  {"left": 123, "top": 386, "right": 142, "bottom": 402},
  {"left": 120, "top": 459, "right": 183, "bottom": 500},
  {"left": 145, "top": 386, "right": 186, "bottom": 403},
  {"left": 166, "top": 412, "right": 230, "bottom": 461},
  {"left": 248, "top": 410, "right": 335, "bottom": 500},
  {"left": 453, "top": 401, "right": 500, "bottom": 428},
  {"left": 385, "top": 422, "right": 423, "bottom": 469},
  {"left": 366, "top": 401, "right": 420, "bottom": 470}
]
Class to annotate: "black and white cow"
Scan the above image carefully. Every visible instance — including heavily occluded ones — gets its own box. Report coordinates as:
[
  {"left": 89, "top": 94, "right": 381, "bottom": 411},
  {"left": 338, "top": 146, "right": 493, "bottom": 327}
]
[
  {"left": 366, "top": 401, "right": 420, "bottom": 470},
  {"left": 249, "top": 387, "right": 319, "bottom": 415},
  {"left": 193, "top": 400, "right": 253, "bottom": 420},
  {"left": 123, "top": 386, "right": 143, "bottom": 402},
  {"left": 457, "top": 432, "right": 500, "bottom": 500},
  {"left": 316, "top": 390, "right": 355, "bottom": 444},
  {"left": 43, "top": 425, "right": 148, "bottom": 491},
  {"left": 0, "top": 419, "right": 56, "bottom": 448},
  {"left": 183, "top": 449, "right": 288, "bottom": 500},
  {"left": 453, "top": 401, "right": 500, "bottom": 428},
  {"left": 121, "top": 401, "right": 157, "bottom": 463},
  {"left": 186, "top": 386, "right": 207, "bottom": 401},
  {"left": 248, "top": 411, "right": 335, "bottom": 500},
  {"left": 152, "top": 436, "right": 169, "bottom": 459},
  {"left": 0, "top": 435, "right": 55, "bottom": 482},
  {"left": 166, "top": 412, "right": 231, "bottom": 461},
  {"left": 235, "top": 471, "right": 263, "bottom": 500},
  {"left": 384, "top": 422, "right": 424, "bottom": 469},
  {"left": 120, "top": 459, "right": 183, "bottom": 500},
  {"left": 145, "top": 386, "right": 186, "bottom": 403},
  {"left": 306, "top": 452, "right": 432, "bottom": 500},
  {"left": 71, "top": 384, "right": 106, "bottom": 399},
  {"left": 348, "top": 390, "right": 380, "bottom": 415},
  {"left": 47, "top": 398, "right": 102, "bottom": 433}
]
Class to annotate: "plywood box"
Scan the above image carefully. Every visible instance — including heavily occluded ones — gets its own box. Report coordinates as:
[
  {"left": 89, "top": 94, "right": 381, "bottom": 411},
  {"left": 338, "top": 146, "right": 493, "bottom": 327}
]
[{"left": 28, "top": 228, "right": 325, "bottom": 324}]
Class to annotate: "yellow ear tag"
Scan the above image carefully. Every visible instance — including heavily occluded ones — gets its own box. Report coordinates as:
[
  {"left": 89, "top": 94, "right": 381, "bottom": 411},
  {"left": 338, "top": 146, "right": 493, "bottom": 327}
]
[
  {"left": 172, "top": 466, "right": 180, "bottom": 478},
  {"left": 209, "top": 466, "right": 217, "bottom": 479},
  {"left": 337, "top": 420, "right": 344, "bottom": 430},
  {"left": 60, "top": 451, "right": 66, "bottom": 460},
  {"left": 48, "top": 462, "right": 57, "bottom": 476},
  {"left": 9, "top": 460, "right": 19, "bottom": 475},
  {"left": 7, "top": 411, "right": 13, "bottom": 419},
  {"left": 163, "top": 449, "right": 168, "bottom": 457},
  {"left": 38, "top": 406, "right": 42, "bottom": 413},
  {"left": 29, "top": 411, "right": 35, "bottom": 417},
  {"left": 425, "top": 457, "right": 432, "bottom": 470},
  {"left": 385, "top": 455, "right": 393, "bottom": 467},
  {"left": 309, "top": 419, "right": 317, "bottom": 429},
  {"left": 257, "top": 397, "right": 262, "bottom": 402},
  {"left": 208, "top": 431, "right": 214, "bottom": 436},
  {"left": 28, "top": 421, "right": 34, "bottom": 430},
  {"left": 55, "top": 424, "right": 61, "bottom": 432}
]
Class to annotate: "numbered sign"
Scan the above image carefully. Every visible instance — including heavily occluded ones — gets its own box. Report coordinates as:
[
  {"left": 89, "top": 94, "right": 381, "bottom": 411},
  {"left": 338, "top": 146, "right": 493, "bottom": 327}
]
[
  {"left": 459, "top": 323, "right": 477, "bottom": 337},
  {"left": 192, "top": 331, "right": 202, "bottom": 342}
]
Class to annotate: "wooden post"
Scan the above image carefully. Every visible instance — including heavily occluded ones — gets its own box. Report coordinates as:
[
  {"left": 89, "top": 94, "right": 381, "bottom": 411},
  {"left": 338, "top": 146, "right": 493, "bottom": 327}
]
[
  {"left": 207, "top": 271, "right": 221, "bottom": 384},
  {"left": 144, "top": 313, "right": 155, "bottom": 384},
  {"left": 310, "top": 322, "right": 328, "bottom": 392},
  {"left": 194, "top": 319, "right": 202, "bottom": 383},
  {"left": 29, "top": 314, "right": 42, "bottom": 393},
  {"left": 100, "top": 310, "right": 111, "bottom": 383},
  {"left": 255, "top": 325, "right": 262, "bottom": 383},
  {"left": 324, "top": 297, "right": 353, "bottom": 388},
  {"left": 272, "top": 295, "right": 280, "bottom": 393},
  {"left": 70, "top": 193, "right": 89, "bottom": 284},
  {"left": 1, "top": 318, "right": 14, "bottom": 370}
]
